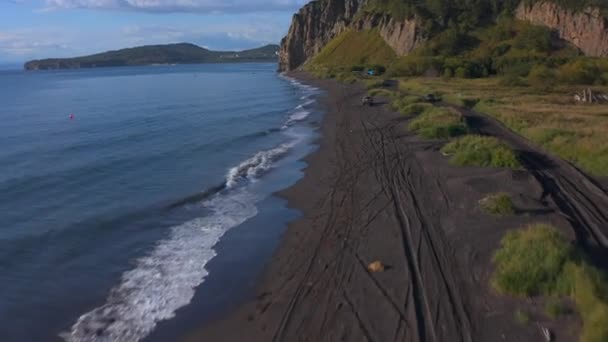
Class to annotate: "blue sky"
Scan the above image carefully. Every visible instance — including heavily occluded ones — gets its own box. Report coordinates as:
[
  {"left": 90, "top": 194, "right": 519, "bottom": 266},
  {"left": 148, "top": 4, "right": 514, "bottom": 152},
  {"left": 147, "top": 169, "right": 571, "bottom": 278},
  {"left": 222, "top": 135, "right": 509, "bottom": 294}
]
[{"left": 0, "top": 0, "right": 306, "bottom": 63}]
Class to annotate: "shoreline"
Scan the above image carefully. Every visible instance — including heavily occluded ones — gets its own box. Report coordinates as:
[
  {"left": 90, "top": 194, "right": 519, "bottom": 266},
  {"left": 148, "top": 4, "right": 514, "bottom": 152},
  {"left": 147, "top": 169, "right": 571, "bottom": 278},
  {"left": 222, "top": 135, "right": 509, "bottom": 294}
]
[{"left": 184, "top": 72, "right": 604, "bottom": 342}]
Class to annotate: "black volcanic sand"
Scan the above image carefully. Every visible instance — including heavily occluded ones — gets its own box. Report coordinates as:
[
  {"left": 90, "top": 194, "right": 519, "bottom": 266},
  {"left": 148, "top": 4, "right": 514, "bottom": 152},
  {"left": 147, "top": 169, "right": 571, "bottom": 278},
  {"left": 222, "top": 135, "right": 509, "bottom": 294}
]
[{"left": 186, "top": 73, "right": 608, "bottom": 342}]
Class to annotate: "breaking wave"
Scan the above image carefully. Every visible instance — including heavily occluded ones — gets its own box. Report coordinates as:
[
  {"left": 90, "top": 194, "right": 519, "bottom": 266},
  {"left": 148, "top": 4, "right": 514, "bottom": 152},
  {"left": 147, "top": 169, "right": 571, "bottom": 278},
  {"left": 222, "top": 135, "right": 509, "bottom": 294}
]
[{"left": 61, "top": 74, "right": 319, "bottom": 342}]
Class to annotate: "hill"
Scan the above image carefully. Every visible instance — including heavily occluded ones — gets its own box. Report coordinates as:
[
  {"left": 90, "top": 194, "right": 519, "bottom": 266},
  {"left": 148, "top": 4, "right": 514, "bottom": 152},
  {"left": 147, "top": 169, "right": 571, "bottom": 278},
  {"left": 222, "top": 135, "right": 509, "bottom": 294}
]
[{"left": 24, "top": 43, "right": 279, "bottom": 70}]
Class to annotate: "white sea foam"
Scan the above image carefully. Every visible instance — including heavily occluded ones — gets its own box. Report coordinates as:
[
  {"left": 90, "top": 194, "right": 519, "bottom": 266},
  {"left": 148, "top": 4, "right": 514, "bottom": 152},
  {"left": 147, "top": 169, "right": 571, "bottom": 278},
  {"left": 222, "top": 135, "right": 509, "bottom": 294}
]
[
  {"left": 61, "top": 74, "right": 319, "bottom": 342},
  {"left": 225, "top": 142, "right": 296, "bottom": 188},
  {"left": 61, "top": 189, "right": 258, "bottom": 342}
]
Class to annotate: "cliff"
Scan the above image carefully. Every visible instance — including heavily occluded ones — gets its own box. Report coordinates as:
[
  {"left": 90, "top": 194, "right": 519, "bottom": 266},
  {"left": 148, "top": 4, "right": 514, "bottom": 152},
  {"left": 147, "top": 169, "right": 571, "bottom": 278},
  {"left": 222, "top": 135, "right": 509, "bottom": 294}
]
[
  {"left": 279, "top": 0, "right": 608, "bottom": 72},
  {"left": 516, "top": 1, "right": 608, "bottom": 57},
  {"left": 278, "top": 0, "right": 425, "bottom": 71},
  {"left": 278, "top": 0, "right": 364, "bottom": 71},
  {"left": 25, "top": 43, "right": 279, "bottom": 71}
]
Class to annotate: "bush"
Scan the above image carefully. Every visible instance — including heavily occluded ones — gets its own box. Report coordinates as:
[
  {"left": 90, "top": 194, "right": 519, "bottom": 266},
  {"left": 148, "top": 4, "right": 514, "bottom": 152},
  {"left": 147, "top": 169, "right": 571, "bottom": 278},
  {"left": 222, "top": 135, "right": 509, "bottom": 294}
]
[
  {"left": 399, "top": 103, "right": 433, "bottom": 115},
  {"left": 493, "top": 224, "right": 572, "bottom": 296},
  {"left": 391, "top": 95, "right": 421, "bottom": 110},
  {"left": 492, "top": 222, "right": 608, "bottom": 342},
  {"left": 499, "top": 75, "right": 527, "bottom": 87},
  {"left": 528, "top": 65, "right": 557, "bottom": 90},
  {"left": 513, "top": 23, "right": 552, "bottom": 53},
  {"left": 441, "top": 135, "right": 521, "bottom": 168},
  {"left": 480, "top": 192, "right": 515, "bottom": 215},
  {"left": 461, "top": 98, "right": 480, "bottom": 108},
  {"left": 369, "top": 88, "right": 397, "bottom": 98},
  {"left": 408, "top": 107, "right": 468, "bottom": 139},
  {"left": 558, "top": 59, "right": 602, "bottom": 85}
]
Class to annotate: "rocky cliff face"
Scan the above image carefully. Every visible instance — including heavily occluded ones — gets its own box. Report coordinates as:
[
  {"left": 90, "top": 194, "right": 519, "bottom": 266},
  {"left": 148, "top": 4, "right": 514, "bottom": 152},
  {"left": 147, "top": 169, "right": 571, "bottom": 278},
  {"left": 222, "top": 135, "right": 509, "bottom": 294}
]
[
  {"left": 278, "top": 0, "right": 426, "bottom": 71},
  {"left": 353, "top": 14, "right": 424, "bottom": 56},
  {"left": 516, "top": 1, "right": 608, "bottom": 57},
  {"left": 278, "top": 0, "right": 364, "bottom": 71},
  {"left": 279, "top": 0, "right": 608, "bottom": 72}
]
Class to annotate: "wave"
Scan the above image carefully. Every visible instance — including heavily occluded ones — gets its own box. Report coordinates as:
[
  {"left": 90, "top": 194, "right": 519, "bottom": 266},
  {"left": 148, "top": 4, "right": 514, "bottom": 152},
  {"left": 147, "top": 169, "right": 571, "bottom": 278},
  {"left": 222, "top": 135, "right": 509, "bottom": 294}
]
[
  {"left": 61, "top": 188, "right": 259, "bottom": 342},
  {"left": 61, "top": 73, "right": 319, "bottom": 342},
  {"left": 225, "top": 141, "right": 296, "bottom": 188}
]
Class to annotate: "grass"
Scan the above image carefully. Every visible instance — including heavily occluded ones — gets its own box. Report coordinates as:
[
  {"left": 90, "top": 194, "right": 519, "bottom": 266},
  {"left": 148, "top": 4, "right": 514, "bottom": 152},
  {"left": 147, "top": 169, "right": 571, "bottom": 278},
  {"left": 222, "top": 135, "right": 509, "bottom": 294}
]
[
  {"left": 368, "top": 88, "right": 398, "bottom": 98},
  {"left": 408, "top": 107, "right": 468, "bottom": 139},
  {"left": 308, "top": 29, "right": 396, "bottom": 69},
  {"left": 493, "top": 224, "right": 571, "bottom": 296},
  {"left": 398, "top": 77, "right": 608, "bottom": 176},
  {"left": 480, "top": 192, "right": 515, "bottom": 215},
  {"left": 493, "top": 224, "right": 608, "bottom": 342},
  {"left": 515, "top": 309, "right": 531, "bottom": 325},
  {"left": 441, "top": 135, "right": 521, "bottom": 168}
]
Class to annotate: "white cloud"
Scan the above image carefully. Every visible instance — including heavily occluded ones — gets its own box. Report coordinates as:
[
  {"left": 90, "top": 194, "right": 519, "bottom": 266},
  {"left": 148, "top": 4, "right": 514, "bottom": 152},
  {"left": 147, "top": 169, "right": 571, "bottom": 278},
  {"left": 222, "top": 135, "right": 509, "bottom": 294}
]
[
  {"left": 0, "top": 18, "right": 287, "bottom": 62},
  {"left": 44, "top": 0, "right": 308, "bottom": 13}
]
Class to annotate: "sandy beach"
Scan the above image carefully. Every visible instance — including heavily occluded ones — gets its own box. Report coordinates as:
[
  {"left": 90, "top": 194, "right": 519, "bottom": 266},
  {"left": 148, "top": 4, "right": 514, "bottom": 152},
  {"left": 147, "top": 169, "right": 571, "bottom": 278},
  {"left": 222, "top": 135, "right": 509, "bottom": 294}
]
[{"left": 185, "top": 72, "right": 608, "bottom": 342}]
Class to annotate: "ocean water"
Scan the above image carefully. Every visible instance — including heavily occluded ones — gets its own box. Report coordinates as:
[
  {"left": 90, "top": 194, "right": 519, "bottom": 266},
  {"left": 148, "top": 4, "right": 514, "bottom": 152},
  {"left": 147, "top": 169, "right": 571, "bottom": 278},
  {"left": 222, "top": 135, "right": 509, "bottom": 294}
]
[{"left": 0, "top": 63, "right": 321, "bottom": 341}]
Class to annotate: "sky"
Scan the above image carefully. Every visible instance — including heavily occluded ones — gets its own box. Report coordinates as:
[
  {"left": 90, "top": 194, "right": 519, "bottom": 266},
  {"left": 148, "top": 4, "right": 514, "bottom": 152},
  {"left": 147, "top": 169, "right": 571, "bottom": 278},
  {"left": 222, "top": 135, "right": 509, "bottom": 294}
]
[{"left": 0, "top": 0, "right": 307, "bottom": 64}]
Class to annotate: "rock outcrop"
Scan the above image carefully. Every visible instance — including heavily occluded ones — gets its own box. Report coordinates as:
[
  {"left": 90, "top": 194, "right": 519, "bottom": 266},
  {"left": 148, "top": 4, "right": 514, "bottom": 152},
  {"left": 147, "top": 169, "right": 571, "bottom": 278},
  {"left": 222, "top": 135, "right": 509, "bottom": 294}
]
[
  {"left": 353, "top": 14, "right": 425, "bottom": 56},
  {"left": 279, "top": 0, "right": 608, "bottom": 72},
  {"left": 278, "top": 0, "right": 364, "bottom": 71},
  {"left": 516, "top": 1, "right": 608, "bottom": 57},
  {"left": 278, "top": 0, "right": 426, "bottom": 71}
]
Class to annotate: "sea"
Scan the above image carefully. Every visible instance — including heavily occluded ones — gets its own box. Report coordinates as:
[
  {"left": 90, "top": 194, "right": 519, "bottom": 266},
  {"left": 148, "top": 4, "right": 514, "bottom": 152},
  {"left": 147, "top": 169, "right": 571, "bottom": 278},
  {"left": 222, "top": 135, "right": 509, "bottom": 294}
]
[{"left": 0, "top": 63, "right": 322, "bottom": 341}]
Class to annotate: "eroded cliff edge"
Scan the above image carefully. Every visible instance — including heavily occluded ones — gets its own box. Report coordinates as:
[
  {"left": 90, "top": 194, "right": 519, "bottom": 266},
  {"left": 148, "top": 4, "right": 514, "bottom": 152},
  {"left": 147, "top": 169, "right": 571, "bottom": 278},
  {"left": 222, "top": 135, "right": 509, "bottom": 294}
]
[{"left": 278, "top": 0, "right": 608, "bottom": 72}]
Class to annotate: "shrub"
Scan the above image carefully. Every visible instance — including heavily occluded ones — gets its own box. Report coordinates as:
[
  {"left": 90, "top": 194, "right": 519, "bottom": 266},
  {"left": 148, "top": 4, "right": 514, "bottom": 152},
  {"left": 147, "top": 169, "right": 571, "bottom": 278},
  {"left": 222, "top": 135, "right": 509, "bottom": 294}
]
[
  {"left": 480, "top": 193, "right": 515, "bottom": 215},
  {"left": 443, "top": 67, "right": 454, "bottom": 78},
  {"left": 558, "top": 59, "right": 601, "bottom": 85},
  {"left": 441, "top": 135, "right": 521, "bottom": 169},
  {"left": 460, "top": 97, "right": 480, "bottom": 108},
  {"left": 399, "top": 103, "right": 433, "bottom": 115},
  {"left": 455, "top": 66, "right": 469, "bottom": 78},
  {"left": 493, "top": 224, "right": 572, "bottom": 296},
  {"left": 528, "top": 65, "right": 557, "bottom": 90},
  {"left": 408, "top": 107, "right": 468, "bottom": 139},
  {"left": 493, "top": 223, "right": 608, "bottom": 342},
  {"left": 513, "top": 23, "right": 552, "bottom": 53},
  {"left": 499, "top": 75, "right": 527, "bottom": 87},
  {"left": 369, "top": 88, "right": 397, "bottom": 98},
  {"left": 391, "top": 95, "right": 422, "bottom": 111}
]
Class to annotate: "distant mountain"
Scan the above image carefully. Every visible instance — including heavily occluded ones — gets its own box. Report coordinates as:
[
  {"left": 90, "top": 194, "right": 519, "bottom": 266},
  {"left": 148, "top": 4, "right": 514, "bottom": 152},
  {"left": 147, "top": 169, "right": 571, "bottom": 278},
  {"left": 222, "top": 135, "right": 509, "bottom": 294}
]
[{"left": 24, "top": 43, "right": 280, "bottom": 70}]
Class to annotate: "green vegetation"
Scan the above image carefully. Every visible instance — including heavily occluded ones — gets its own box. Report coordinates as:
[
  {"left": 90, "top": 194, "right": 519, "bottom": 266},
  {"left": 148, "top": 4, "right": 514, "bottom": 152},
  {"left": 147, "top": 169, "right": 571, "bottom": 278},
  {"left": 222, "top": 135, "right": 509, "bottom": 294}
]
[
  {"left": 24, "top": 43, "right": 279, "bottom": 70},
  {"left": 480, "top": 193, "right": 516, "bottom": 215},
  {"left": 306, "top": 30, "right": 396, "bottom": 77},
  {"left": 441, "top": 135, "right": 521, "bottom": 168},
  {"left": 493, "top": 224, "right": 608, "bottom": 342},
  {"left": 408, "top": 107, "right": 467, "bottom": 138},
  {"left": 515, "top": 309, "right": 531, "bottom": 325},
  {"left": 493, "top": 224, "right": 572, "bottom": 296},
  {"left": 398, "top": 77, "right": 608, "bottom": 176}
]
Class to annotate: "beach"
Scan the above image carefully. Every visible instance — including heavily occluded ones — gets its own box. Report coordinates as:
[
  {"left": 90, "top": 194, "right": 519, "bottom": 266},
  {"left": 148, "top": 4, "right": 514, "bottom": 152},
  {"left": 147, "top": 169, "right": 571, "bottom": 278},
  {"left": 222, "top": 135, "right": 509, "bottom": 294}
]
[{"left": 183, "top": 72, "right": 608, "bottom": 341}]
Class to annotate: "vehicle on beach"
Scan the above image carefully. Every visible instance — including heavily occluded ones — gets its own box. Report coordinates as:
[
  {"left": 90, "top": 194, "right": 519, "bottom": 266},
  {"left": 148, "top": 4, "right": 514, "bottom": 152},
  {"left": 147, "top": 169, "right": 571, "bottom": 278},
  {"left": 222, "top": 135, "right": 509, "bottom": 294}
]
[{"left": 362, "top": 96, "right": 374, "bottom": 106}]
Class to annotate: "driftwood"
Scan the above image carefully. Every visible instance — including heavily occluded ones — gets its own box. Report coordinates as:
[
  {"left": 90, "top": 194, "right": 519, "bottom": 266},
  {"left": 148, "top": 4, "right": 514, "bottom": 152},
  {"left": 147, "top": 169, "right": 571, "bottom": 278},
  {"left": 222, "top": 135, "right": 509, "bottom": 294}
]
[{"left": 574, "top": 88, "right": 608, "bottom": 103}]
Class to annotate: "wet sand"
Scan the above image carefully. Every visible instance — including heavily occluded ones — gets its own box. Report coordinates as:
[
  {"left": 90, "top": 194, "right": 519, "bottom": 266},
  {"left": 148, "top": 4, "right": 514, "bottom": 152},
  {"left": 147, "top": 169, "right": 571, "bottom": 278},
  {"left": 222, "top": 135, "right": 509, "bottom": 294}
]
[{"left": 186, "top": 73, "right": 608, "bottom": 342}]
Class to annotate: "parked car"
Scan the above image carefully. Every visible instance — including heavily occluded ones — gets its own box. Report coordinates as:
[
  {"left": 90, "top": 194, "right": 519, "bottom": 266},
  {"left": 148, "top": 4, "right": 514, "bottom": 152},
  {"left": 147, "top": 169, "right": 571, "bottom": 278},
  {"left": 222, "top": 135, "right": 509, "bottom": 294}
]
[{"left": 362, "top": 96, "right": 374, "bottom": 106}]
